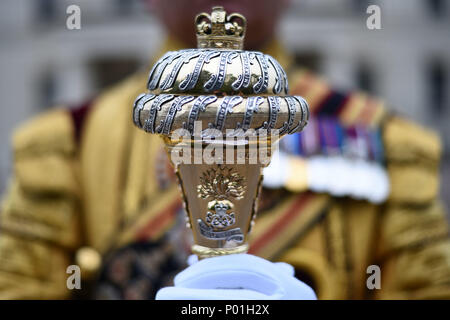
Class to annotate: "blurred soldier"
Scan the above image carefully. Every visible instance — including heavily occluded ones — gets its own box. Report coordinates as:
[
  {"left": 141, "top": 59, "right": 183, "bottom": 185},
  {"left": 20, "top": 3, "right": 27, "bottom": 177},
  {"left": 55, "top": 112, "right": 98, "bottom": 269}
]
[{"left": 1, "top": 0, "right": 449, "bottom": 299}]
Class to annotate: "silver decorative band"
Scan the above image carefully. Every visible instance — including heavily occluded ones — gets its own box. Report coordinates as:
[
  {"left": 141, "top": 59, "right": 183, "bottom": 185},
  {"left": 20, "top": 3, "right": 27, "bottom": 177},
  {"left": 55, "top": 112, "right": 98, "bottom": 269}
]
[
  {"left": 184, "top": 95, "right": 217, "bottom": 134},
  {"left": 198, "top": 219, "right": 244, "bottom": 244},
  {"left": 241, "top": 96, "right": 264, "bottom": 130},
  {"left": 143, "top": 94, "right": 174, "bottom": 133},
  {"left": 156, "top": 95, "right": 195, "bottom": 135},
  {"left": 133, "top": 93, "right": 309, "bottom": 136},
  {"left": 292, "top": 95, "right": 309, "bottom": 133},
  {"left": 214, "top": 96, "right": 243, "bottom": 131},
  {"left": 146, "top": 49, "right": 288, "bottom": 95}
]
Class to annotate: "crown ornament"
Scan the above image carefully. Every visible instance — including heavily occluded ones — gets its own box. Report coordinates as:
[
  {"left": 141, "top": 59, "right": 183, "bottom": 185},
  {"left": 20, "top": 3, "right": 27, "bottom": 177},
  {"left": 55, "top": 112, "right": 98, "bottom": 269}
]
[
  {"left": 132, "top": 7, "right": 310, "bottom": 259},
  {"left": 196, "top": 6, "right": 246, "bottom": 50}
]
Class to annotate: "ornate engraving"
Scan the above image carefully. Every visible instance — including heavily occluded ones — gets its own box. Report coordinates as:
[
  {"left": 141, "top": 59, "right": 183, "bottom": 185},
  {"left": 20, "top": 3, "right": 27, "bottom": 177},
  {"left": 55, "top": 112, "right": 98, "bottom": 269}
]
[
  {"left": 279, "top": 96, "right": 297, "bottom": 135},
  {"left": 156, "top": 95, "right": 195, "bottom": 134},
  {"left": 231, "top": 51, "right": 252, "bottom": 90},
  {"left": 204, "top": 51, "right": 238, "bottom": 92},
  {"left": 133, "top": 93, "right": 155, "bottom": 127},
  {"left": 160, "top": 49, "right": 200, "bottom": 90},
  {"left": 253, "top": 52, "right": 269, "bottom": 94},
  {"left": 290, "top": 96, "right": 309, "bottom": 133},
  {"left": 197, "top": 219, "right": 244, "bottom": 243},
  {"left": 149, "top": 49, "right": 291, "bottom": 95},
  {"left": 206, "top": 200, "right": 235, "bottom": 229},
  {"left": 240, "top": 96, "right": 264, "bottom": 130},
  {"left": 213, "top": 96, "right": 243, "bottom": 131},
  {"left": 179, "top": 50, "right": 220, "bottom": 91},
  {"left": 143, "top": 94, "right": 175, "bottom": 133},
  {"left": 298, "top": 96, "right": 310, "bottom": 128},
  {"left": 147, "top": 51, "right": 182, "bottom": 90},
  {"left": 184, "top": 95, "right": 218, "bottom": 134},
  {"left": 197, "top": 166, "right": 246, "bottom": 200},
  {"left": 267, "top": 55, "right": 288, "bottom": 94},
  {"left": 258, "top": 96, "right": 281, "bottom": 132}
]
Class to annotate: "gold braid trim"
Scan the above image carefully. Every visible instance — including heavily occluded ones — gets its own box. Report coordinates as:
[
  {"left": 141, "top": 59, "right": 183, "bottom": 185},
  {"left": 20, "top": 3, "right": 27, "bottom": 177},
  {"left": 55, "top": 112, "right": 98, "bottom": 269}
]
[{"left": 192, "top": 244, "right": 249, "bottom": 259}]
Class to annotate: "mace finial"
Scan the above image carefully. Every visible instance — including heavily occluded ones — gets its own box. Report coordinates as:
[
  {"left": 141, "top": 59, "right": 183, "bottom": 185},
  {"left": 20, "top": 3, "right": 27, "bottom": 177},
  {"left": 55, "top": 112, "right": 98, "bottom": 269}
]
[{"left": 195, "top": 6, "right": 246, "bottom": 50}]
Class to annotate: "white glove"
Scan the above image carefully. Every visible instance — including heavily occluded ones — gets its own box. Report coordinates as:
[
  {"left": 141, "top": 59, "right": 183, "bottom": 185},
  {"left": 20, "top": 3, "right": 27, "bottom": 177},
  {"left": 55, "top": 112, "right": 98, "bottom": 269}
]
[{"left": 156, "top": 254, "right": 317, "bottom": 300}]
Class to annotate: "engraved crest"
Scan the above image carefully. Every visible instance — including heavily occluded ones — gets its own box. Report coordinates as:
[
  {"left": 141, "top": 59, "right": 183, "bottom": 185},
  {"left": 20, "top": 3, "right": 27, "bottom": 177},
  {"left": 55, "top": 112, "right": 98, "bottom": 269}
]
[
  {"left": 197, "top": 219, "right": 244, "bottom": 243},
  {"left": 196, "top": 167, "right": 245, "bottom": 239},
  {"left": 206, "top": 200, "right": 235, "bottom": 229},
  {"left": 197, "top": 166, "right": 246, "bottom": 200}
]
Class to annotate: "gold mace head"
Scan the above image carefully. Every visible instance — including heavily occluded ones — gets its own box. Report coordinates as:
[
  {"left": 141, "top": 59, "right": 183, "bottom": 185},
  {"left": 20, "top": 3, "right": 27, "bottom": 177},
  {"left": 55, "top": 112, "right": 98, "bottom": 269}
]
[{"left": 132, "top": 6, "right": 309, "bottom": 259}]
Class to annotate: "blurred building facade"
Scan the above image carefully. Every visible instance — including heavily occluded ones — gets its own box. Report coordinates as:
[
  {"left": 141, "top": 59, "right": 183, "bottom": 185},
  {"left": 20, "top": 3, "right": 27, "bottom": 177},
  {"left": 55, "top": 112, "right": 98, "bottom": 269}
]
[{"left": 0, "top": 0, "right": 449, "bottom": 205}]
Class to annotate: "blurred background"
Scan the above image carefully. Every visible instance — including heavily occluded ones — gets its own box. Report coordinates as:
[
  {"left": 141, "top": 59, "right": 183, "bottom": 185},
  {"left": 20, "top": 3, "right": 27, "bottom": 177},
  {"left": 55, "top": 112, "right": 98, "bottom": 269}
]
[{"left": 0, "top": 0, "right": 449, "bottom": 207}]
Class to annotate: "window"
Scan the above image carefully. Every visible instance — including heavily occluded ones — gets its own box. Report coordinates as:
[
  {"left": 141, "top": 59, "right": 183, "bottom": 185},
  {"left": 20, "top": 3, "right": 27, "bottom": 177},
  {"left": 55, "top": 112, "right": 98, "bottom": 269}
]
[
  {"left": 115, "top": 0, "right": 137, "bottom": 16},
  {"left": 355, "top": 63, "right": 375, "bottom": 94},
  {"left": 89, "top": 57, "right": 141, "bottom": 90},
  {"left": 293, "top": 51, "right": 322, "bottom": 73},
  {"left": 36, "top": 0, "right": 56, "bottom": 22},
  {"left": 428, "top": 60, "right": 447, "bottom": 116},
  {"left": 352, "top": 0, "right": 372, "bottom": 15},
  {"left": 38, "top": 71, "right": 57, "bottom": 109},
  {"left": 426, "top": 0, "right": 446, "bottom": 19}
]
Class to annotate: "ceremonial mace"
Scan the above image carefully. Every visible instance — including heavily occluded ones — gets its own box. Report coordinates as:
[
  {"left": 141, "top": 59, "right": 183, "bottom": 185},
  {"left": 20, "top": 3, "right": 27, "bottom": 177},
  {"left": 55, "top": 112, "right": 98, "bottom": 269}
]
[{"left": 133, "top": 6, "right": 309, "bottom": 259}]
